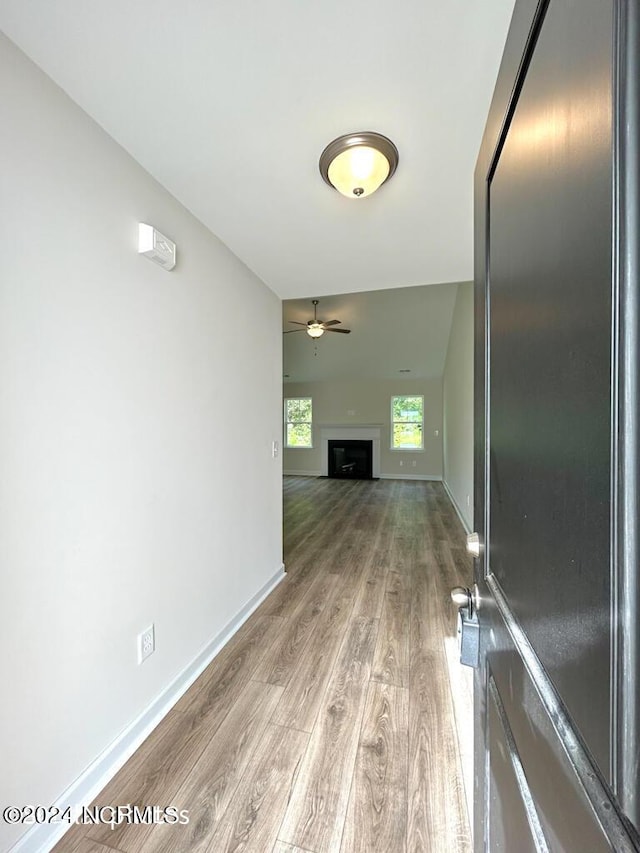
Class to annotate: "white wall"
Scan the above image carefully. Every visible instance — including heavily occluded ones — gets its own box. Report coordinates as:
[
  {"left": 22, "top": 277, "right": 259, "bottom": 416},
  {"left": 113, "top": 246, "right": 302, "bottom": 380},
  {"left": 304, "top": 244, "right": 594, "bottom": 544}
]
[
  {"left": 0, "top": 33, "right": 282, "bottom": 851},
  {"left": 442, "top": 282, "right": 474, "bottom": 530},
  {"left": 283, "top": 377, "right": 443, "bottom": 479}
]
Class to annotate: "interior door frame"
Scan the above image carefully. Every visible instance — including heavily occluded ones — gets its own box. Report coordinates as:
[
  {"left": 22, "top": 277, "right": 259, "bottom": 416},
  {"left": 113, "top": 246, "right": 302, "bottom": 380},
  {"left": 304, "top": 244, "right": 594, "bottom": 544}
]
[{"left": 472, "top": 0, "right": 640, "bottom": 847}]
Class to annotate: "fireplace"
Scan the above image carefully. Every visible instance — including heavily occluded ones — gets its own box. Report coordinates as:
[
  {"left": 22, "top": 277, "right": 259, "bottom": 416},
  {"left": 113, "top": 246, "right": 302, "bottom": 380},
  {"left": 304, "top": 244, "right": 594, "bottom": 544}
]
[
  {"left": 319, "top": 425, "right": 381, "bottom": 478},
  {"left": 328, "top": 439, "right": 373, "bottom": 479}
]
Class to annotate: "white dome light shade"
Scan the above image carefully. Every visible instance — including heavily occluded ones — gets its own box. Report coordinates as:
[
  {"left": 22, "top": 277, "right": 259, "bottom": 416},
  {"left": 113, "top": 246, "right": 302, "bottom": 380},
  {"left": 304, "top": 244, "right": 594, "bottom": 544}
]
[
  {"left": 327, "top": 146, "right": 390, "bottom": 198},
  {"left": 320, "top": 132, "right": 398, "bottom": 199},
  {"left": 307, "top": 323, "right": 325, "bottom": 338}
]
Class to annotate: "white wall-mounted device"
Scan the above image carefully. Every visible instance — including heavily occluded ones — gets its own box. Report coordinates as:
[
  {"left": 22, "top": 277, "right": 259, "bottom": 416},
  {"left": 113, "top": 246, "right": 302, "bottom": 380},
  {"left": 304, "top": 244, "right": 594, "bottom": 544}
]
[{"left": 138, "top": 223, "right": 176, "bottom": 271}]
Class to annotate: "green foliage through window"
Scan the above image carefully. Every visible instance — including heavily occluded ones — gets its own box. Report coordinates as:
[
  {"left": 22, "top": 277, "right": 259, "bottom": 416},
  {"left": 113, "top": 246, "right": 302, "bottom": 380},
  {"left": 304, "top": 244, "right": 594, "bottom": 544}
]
[
  {"left": 391, "top": 395, "right": 424, "bottom": 449},
  {"left": 285, "top": 397, "right": 313, "bottom": 448}
]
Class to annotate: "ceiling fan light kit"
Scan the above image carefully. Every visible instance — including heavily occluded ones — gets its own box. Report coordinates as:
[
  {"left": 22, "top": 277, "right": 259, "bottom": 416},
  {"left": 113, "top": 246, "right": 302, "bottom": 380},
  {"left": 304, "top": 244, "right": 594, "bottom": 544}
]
[
  {"left": 319, "top": 131, "right": 399, "bottom": 199},
  {"left": 285, "top": 299, "right": 351, "bottom": 338}
]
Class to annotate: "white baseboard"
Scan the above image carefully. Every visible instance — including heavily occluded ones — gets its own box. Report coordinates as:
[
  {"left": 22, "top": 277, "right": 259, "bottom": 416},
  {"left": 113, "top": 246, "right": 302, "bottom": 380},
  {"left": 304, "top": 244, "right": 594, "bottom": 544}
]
[
  {"left": 379, "top": 473, "right": 442, "bottom": 481},
  {"left": 10, "top": 565, "right": 286, "bottom": 853},
  {"left": 283, "top": 470, "right": 321, "bottom": 477},
  {"left": 442, "top": 479, "right": 472, "bottom": 534}
]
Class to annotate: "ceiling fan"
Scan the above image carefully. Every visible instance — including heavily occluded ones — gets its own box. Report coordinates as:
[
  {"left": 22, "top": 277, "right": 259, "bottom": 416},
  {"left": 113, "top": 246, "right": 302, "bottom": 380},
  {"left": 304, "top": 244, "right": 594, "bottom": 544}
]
[{"left": 284, "top": 299, "right": 351, "bottom": 338}]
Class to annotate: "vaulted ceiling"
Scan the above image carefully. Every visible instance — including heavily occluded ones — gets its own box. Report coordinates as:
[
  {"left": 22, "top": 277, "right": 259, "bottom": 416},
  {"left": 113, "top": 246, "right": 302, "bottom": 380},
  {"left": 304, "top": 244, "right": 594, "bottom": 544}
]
[
  {"left": 283, "top": 284, "right": 462, "bottom": 383},
  {"left": 0, "top": 0, "right": 515, "bottom": 300}
]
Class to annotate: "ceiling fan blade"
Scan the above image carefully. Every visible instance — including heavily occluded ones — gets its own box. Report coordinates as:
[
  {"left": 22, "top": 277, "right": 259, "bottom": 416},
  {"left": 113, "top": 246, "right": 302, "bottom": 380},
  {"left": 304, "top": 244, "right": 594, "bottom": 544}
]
[
  {"left": 283, "top": 328, "right": 306, "bottom": 334},
  {"left": 288, "top": 320, "right": 310, "bottom": 326},
  {"left": 325, "top": 327, "right": 351, "bottom": 334},
  {"left": 322, "top": 320, "right": 341, "bottom": 326}
]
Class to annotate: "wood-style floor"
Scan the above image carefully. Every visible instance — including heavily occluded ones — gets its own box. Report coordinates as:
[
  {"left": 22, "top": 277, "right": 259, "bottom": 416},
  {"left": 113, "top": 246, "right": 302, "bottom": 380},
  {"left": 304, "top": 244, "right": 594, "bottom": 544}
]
[{"left": 54, "top": 477, "right": 473, "bottom": 853}]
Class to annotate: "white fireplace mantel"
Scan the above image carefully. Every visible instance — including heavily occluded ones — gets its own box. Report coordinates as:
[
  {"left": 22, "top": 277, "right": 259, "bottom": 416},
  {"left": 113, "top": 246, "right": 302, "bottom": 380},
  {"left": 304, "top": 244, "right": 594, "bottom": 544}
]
[{"left": 319, "top": 424, "right": 383, "bottom": 477}]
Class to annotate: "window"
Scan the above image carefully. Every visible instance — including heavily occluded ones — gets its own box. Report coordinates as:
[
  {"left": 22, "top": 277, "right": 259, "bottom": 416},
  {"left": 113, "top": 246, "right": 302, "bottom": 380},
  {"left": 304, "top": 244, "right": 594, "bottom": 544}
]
[
  {"left": 284, "top": 397, "right": 313, "bottom": 448},
  {"left": 391, "top": 395, "right": 424, "bottom": 449}
]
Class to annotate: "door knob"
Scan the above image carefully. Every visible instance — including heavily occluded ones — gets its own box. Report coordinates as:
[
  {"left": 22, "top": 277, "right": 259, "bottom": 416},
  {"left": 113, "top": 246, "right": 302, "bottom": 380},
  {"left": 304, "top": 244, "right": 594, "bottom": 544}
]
[
  {"left": 451, "top": 586, "right": 472, "bottom": 609},
  {"left": 466, "top": 532, "right": 480, "bottom": 557}
]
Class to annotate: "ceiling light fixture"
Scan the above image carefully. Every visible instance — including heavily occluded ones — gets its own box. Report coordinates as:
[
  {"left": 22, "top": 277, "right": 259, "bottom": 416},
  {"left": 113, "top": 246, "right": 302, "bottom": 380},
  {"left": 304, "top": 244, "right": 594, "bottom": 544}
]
[
  {"left": 284, "top": 299, "right": 351, "bottom": 338},
  {"left": 319, "top": 131, "right": 399, "bottom": 199}
]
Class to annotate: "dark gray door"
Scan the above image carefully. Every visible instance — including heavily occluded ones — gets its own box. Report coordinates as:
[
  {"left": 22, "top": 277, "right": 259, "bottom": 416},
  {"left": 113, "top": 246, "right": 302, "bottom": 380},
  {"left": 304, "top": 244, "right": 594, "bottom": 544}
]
[{"left": 470, "top": 0, "right": 640, "bottom": 849}]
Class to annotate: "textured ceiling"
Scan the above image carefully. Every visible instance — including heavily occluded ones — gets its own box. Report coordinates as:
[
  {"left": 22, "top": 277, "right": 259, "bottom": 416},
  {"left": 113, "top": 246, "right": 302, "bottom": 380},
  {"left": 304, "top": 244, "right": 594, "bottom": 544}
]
[
  {"left": 283, "top": 283, "right": 462, "bottom": 383},
  {"left": 0, "top": 0, "right": 515, "bottom": 300}
]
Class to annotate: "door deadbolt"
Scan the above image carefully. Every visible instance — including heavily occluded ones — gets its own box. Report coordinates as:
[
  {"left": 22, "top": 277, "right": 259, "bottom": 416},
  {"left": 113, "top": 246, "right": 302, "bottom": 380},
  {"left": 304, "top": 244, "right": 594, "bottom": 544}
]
[{"left": 466, "top": 532, "right": 481, "bottom": 557}]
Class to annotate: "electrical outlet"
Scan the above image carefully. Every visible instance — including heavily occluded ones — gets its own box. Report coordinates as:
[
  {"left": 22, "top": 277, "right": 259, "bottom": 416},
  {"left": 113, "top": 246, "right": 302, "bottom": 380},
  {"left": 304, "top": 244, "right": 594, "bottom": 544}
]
[
  {"left": 399, "top": 459, "right": 404, "bottom": 467},
  {"left": 272, "top": 440, "right": 278, "bottom": 458},
  {"left": 137, "top": 624, "right": 155, "bottom": 664},
  {"left": 412, "top": 460, "right": 417, "bottom": 467}
]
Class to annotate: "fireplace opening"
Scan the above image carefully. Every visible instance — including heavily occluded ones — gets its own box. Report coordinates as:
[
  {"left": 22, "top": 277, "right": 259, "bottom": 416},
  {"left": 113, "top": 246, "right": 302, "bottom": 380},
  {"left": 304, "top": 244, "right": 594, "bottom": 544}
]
[{"left": 328, "top": 439, "right": 373, "bottom": 479}]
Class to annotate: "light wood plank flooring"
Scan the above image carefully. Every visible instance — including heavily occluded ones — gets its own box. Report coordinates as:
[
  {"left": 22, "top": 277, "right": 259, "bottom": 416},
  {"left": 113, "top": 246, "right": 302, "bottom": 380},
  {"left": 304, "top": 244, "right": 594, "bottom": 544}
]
[{"left": 54, "top": 477, "right": 473, "bottom": 853}]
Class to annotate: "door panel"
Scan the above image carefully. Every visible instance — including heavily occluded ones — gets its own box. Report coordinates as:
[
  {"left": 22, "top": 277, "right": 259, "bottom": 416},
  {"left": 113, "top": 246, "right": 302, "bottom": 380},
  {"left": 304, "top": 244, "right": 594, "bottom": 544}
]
[
  {"left": 487, "top": 591, "right": 616, "bottom": 852},
  {"left": 472, "top": 0, "right": 640, "bottom": 849},
  {"left": 487, "top": 676, "right": 545, "bottom": 853},
  {"left": 488, "top": 0, "right": 613, "bottom": 777}
]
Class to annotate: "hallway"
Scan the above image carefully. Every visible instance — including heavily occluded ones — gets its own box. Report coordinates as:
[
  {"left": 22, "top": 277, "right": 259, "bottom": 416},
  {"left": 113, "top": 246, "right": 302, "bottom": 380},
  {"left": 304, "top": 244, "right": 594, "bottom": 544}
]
[{"left": 55, "top": 477, "right": 472, "bottom": 853}]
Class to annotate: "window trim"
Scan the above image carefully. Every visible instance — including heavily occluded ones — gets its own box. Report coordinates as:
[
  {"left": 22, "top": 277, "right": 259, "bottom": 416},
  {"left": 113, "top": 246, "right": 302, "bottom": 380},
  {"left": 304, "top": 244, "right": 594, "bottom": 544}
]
[
  {"left": 390, "top": 394, "right": 425, "bottom": 451},
  {"left": 284, "top": 396, "right": 313, "bottom": 449}
]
